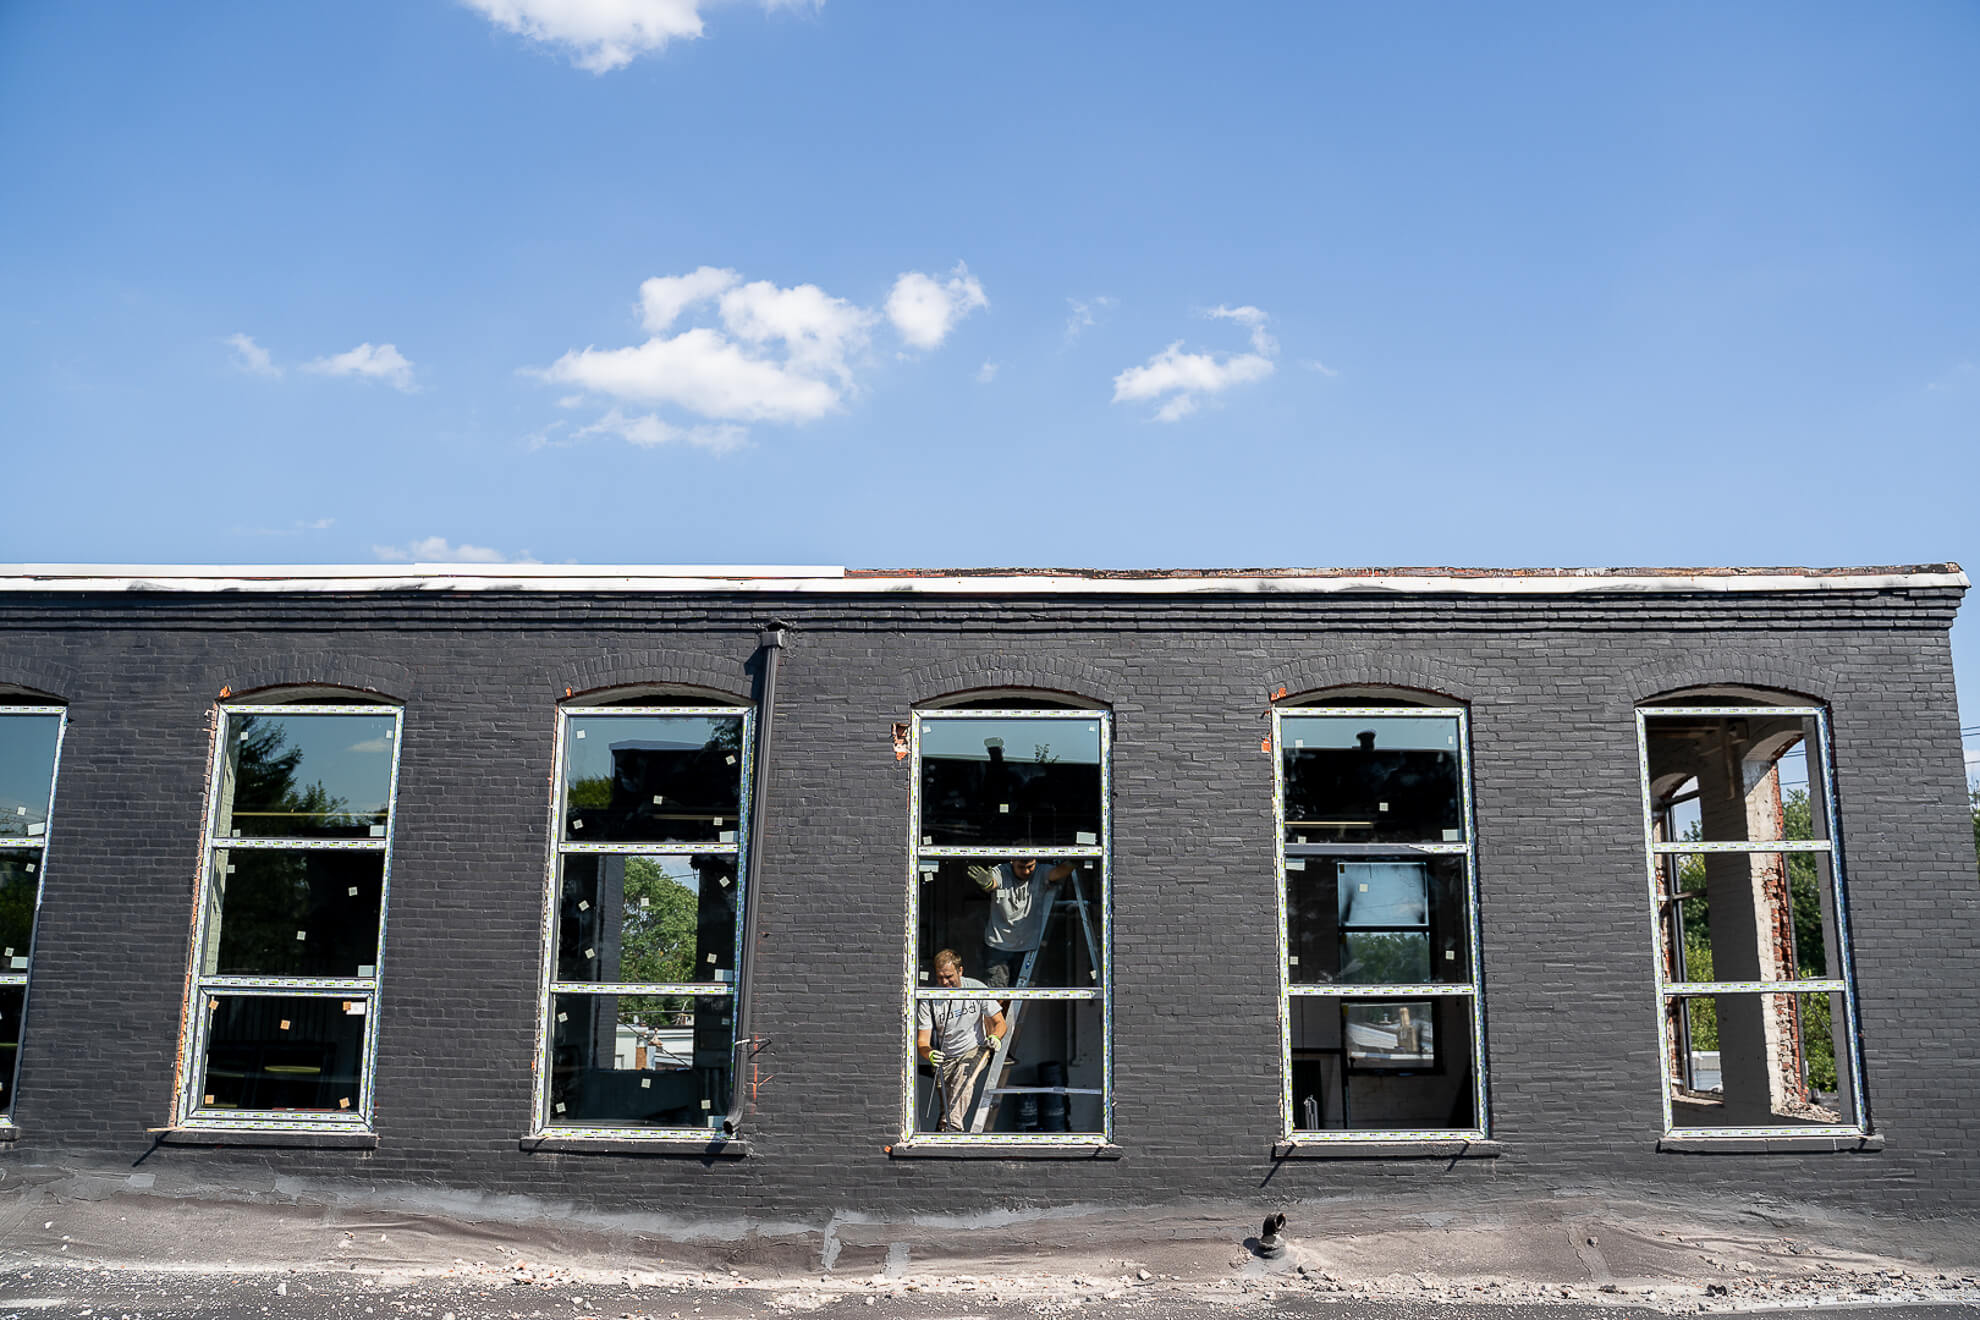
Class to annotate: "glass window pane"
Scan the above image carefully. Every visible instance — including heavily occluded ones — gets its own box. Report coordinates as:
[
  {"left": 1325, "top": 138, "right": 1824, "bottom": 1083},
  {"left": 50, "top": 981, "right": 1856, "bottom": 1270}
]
[
  {"left": 1645, "top": 713, "right": 1827, "bottom": 845},
  {"left": 916, "top": 858, "right": 1102, "bottom": 990},
  {"left": 556, "top": 854, "right": 737, "bottom": 985},
  {"left": 1281, "top": 715, "right": 1463, "bottom": 844},
  {"left": 548, "top": 992, "right": 732, "bottom": 1127},
  {"left": 221, "top": 713, "right": 397, "bottom": 840},
  {"left": 1656, "top": 851, "right": 1837, "bottom": 984},
  {"left": 563, "top": 716, "right": 745, "bottom": 845},
  {"left": 0, "top": 985, "right": 21, "bottom": 1108},
  {"left": 918, "top": 717, "right": 1103, "bottom": 848},
  {"left": 1287, "top": 856, "right": 1470, "bottom": 984},
  {"left": 0, "top": 713, "right": 61, "bottom": 836},
  {"left": 1666, "top": 992, "right": 1855, "bottom": 1128},
  {"left": 1289, "top": 996, "right": 1476, "bottom": 1132},
  {"left": 197, "top": 994, "right": 367, "bottom": 1113},
  {"left": 912, "top": 996, "right": 1104, "bottom": 1136},
  {"left": 208, "top": 850, "right": 384, "bottom": 978},
  {"left": 0, "top": 850, "right": 39, "bottom": 968}
]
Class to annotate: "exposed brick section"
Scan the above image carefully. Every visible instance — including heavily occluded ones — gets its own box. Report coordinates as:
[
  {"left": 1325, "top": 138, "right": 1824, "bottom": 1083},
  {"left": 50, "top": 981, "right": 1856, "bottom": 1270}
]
[{"left": 0, "top": 582, "right": 1971, "bottom": 1219}]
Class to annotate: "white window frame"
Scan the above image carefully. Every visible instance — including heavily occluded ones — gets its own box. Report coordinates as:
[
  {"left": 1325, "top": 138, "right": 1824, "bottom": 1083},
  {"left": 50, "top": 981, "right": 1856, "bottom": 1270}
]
[
  {"left": 903, "top": 707, "right": 1114, "bottom": 1147},
  {"left": 0, "top": 705, "right": 68, "bottom": 1127},
  {"left": 176, "top": 702, "right": 405, "bottom": 1132},
  {"left": 1272, "top": 703, "right": 1489, "bottom": 1142},
  {"left": 530, "top": 703, "right": 755, "bottom": 1141},
  {"left": 1635, "top": 703, "right": 1867, "bottom": 1138}
]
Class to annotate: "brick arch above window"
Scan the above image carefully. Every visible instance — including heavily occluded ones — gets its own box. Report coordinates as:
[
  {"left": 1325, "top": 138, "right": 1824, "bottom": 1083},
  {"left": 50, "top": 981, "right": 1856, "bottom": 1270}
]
[
  {"left": 0, "top": 656, "right": 78, "bottom": 703},
  {"left": 1623, "top": 653, "right": 1836, "bottom": 708},
  {"left": 901, "top": 654, "right": 1118, "bottom": 709},
  {"left": 1263, "top": 654, "right": 1481, "bottom": 707},
  {"left": 218, "top": 654, "right": 415, "bottom": 704},
  {"left": 559, "top": 646, "right": 755, "bottom": 705}
]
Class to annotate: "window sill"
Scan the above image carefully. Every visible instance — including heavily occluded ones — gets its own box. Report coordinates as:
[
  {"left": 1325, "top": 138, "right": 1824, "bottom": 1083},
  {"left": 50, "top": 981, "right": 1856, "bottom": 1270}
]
[
  {"left": 518, "top": 1135, "right": 747, "bottom": 1157},
  {"left": 887, "top": 1141, "right": 1123, "bottom": 1160},
  {"left": 1272, "top": 1138, "right": 1501, "bottom": 1159},
  {"left": 1659, "top": 1133, "right": 1883, "bottom": 1155},
  {"left": 157, "top": 1126, "right": 378, "bottom": 1150}
]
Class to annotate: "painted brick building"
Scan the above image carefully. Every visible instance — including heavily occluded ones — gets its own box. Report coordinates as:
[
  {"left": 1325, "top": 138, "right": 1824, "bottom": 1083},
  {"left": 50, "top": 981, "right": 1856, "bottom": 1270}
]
[{"left": 0, "top": 563, "right": 1972, "bottom": 1217}]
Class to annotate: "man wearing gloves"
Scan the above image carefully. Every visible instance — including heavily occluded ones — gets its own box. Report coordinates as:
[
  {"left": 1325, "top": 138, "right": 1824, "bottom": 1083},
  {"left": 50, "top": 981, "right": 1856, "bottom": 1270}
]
[
  {"left": 968, "top": 857, "right": 1077, "bottom": 988},
  {"left": 915, "top": 948, "right": 1007, "bottom": 1131}
]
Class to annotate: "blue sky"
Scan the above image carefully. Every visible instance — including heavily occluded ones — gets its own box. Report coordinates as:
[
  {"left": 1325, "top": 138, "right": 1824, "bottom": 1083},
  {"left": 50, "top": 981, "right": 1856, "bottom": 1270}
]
[{"left": 1, "top": 2, "right": 1975, "bottom": 772}]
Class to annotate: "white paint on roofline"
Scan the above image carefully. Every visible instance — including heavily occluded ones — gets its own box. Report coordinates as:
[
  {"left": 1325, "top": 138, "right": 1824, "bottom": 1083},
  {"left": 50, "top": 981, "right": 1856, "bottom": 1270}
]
[{"left": 0, "top": 564, "right": 1965, "bottom": 596}]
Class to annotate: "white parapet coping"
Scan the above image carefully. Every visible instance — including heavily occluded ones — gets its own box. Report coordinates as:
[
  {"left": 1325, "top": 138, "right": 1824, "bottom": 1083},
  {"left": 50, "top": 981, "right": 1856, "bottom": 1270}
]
[{"left": 0, "top": 564, "right": 1964, "bottom": 596}]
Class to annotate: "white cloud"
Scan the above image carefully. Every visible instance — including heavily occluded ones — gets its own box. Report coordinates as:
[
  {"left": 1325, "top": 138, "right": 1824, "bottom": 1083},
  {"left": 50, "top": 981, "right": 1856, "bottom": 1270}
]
[
  {"left": 976, "top": 361, "right": 999, "bottom": 384},
  {"left": 305, "top": 342, "right": 417, "bottom": 392},
  {"left": 534, "top": 262, "right": 981, "bottom": 448},
  {"left": 1206, "top": 304, "right": 1277, "bottom": 356},
  {"left": 373, "top": 536, "right": 534, "bottom": 563},
  {"left": 1065, "top": 295, "right": 1114, "bottom": 343},
  {"left": 1112, "top": 305, "right": 1279, "bottom": 422},
  {"left": 1305, "top": 359, "right": 1340, "bottom": 377},
  {"left": 574, "top": 407, "right": 748, "bottom": 454},
  {"left": 463, "top": 0, "right": 817, "bottom": 73},
  {"left": 885, "top": 263, "right": 988, "bottom": 351},
  {"left": 225, "top": 333, "right": 281, "bottom": 377}
]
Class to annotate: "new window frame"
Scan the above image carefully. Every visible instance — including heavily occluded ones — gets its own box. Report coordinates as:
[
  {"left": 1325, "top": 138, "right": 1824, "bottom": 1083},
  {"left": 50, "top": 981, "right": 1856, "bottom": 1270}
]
[
  {"left": 0, "top": 704, "right": 68, "bottom": 1127},
  {"left": 902, "top": 707, "right": 1114, "bottom": 1147},
  {"left": 529, "top": 703, "right": 755, "bottom": 1141},
  {"left": 1635, "top": 703, "right": 1868, "bottom": 1139},
  {"left": 176, "top": 701, "right": 405, "bottom": 1132},
  {"left": 1272, "top": 703, "right": 1489, "bottom": 1142}
]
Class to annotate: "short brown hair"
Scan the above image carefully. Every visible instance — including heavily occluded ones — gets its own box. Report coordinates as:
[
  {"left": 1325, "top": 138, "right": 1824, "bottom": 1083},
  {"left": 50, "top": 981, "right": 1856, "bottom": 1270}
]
[{"left": 933, "top": 948, "right": 963, "bottom": 973}]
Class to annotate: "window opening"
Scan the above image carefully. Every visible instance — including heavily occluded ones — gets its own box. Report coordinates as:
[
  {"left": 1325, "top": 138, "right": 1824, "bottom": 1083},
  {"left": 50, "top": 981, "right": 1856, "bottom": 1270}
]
[
  {"left": 1274, "top": 704, "right": 1486, "bottom": 1140},
  {"left": 907, "top": 711, "right": 1111, "bottom": 1143},
  {"left": 178, "top": 703, "right": 403, "bottom": 1129},
  {"left": 0, "top": 705, "right": 66, "bottom": 1123},
  {"left": 1639, "top": 705, "right": 1864, "bottom": 1135},
  {"left": 533, "top": 707, "right": 753, "bottom": 1137}
]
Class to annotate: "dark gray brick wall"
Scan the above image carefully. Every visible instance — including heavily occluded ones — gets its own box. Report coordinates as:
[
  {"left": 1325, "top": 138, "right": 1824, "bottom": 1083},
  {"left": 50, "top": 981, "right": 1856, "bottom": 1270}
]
[{"left": 0, "top": 584, "right": 1973, "bottom": 1216}]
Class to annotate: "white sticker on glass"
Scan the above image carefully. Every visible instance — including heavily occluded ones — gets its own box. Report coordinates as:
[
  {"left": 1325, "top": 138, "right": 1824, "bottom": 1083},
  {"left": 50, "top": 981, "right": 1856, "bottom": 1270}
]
[
  {"left": 998, "top": 804, "right": 1009, "bottom": 814},
  {"left": 1286, "top": 858, "right": 1305, "bottom": 871},
  {"left": 348, "top": 886, "right": 360, "bottom": 897},
  {"left": 717, "top": 876, "right": 730, "bottom": 887},
  {"left": 295, "top": 930, "right": 307, "bottom": 941},
  {"left": 718, "top": 830, "right": 736, "bottom": 843},
  {"left": 653, "top": 795, "right": 665, "bottom": 806},
  {"left": 584, "top": 948, "right": 595, "bottom": 960},
  {"left": 1443, "top": 828, "right": 1462, "bottom": 842},
  {"left": 1289, "top": 955, "right": 1300, "bottom": 965},
  {"left": 556, "top": 1011, "right": 568, "bottom": 1022},
  {"left": 713, "top": 817, "right": 724, "bottom": 827},
  {"left": 26, "top": 822, "right": 44, "bottom": 837},
  {"left": 574, "top": 730, "right": 586, "bottom": 739},
  {"left": 725, "top": 755, "right": 736, "bottom": 766},
  {"left": 1075, "top": 831, "right": 1097, "bottom": 845},
  {"left": 368, "top": 825, "right": 386, "bottom": 837},
  {"left": 640, "top": 1077, "right": 651, "bottom": 1088},
  {"left": 700, "top": 1099, "right": 712, "bottom": 1110},
  {"left": 1378, "top": 802, "right": 1389, "bottom": 813},
  {"left": 8, "top": 957, "right": 24, "bottom": 970},
  {"left": 356, "top": 964, "right": 375, "bottom": 978}
]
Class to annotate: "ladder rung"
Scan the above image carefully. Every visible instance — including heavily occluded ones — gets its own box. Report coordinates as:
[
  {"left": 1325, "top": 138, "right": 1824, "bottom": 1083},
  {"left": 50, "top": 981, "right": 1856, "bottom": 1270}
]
[{"left": 984, "top": 1086, "right": 1103, "bottom": 1096}]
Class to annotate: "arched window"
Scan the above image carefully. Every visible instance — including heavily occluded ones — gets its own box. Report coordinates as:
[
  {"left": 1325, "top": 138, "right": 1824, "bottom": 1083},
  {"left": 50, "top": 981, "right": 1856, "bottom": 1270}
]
[
  {"left": 903, "top": 697, "right": 1112, "bottom": 1146},
  {"left": 1272, "top": 687, "right": 1485, "bottom": 1143},
  {"left": 0, "top": 693, "right": 67, "bottom": 1126},
  {"left": 176, "top": 688, "right": 402, "bottom": 1132},
  {"left": 1637, "top": 690, "right": 1864, "bottom": 1137},
  {"left": 531, "top": 692, "right": 755, "bottom": 1140}
]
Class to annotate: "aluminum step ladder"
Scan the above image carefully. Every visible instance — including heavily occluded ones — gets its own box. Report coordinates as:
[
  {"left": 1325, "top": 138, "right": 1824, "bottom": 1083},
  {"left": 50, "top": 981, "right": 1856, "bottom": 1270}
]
[{"left": 967, "top": 866, "right": 1104, "bottom": 1134}]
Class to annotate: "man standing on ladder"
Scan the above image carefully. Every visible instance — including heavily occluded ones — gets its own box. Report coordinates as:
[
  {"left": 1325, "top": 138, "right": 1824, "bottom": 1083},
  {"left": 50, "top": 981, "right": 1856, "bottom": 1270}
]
[
  {"left": 916, "top": 949, "right": 1006, "bottom": 1132},
  {"left": 969, "top": 858, "right": 1076, "bottom": 989}
]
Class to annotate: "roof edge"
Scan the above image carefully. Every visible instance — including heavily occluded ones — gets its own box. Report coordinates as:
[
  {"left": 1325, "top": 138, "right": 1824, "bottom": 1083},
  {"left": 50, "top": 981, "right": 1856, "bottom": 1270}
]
[{"left": 0, "top": 564, "right": 1963, "bottom": 596}]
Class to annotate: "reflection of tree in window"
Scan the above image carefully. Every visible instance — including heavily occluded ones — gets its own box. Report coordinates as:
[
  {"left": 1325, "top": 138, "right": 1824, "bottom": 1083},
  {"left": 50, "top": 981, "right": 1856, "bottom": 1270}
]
[
  {"left": 618, "top": 857, "right": 698, "bottom": 985},
  {"left": 231, "top": 717, "right": 355, "bottom": 832}
]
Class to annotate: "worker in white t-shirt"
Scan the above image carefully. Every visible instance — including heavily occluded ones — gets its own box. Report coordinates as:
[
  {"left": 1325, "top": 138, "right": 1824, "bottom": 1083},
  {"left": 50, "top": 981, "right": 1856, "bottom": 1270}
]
[
  {"left": 969, "top": 858, "right": 1076, "bottom": 988},
  {"left": 915, "top": 948, "right": 1007, "bottom": 1131}
]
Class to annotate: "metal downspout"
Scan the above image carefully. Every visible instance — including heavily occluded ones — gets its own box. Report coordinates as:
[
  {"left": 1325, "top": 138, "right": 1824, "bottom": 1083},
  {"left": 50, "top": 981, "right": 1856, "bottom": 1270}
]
[{"left": 725, "top": 620, "right": 787, "bottom": 1136}]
